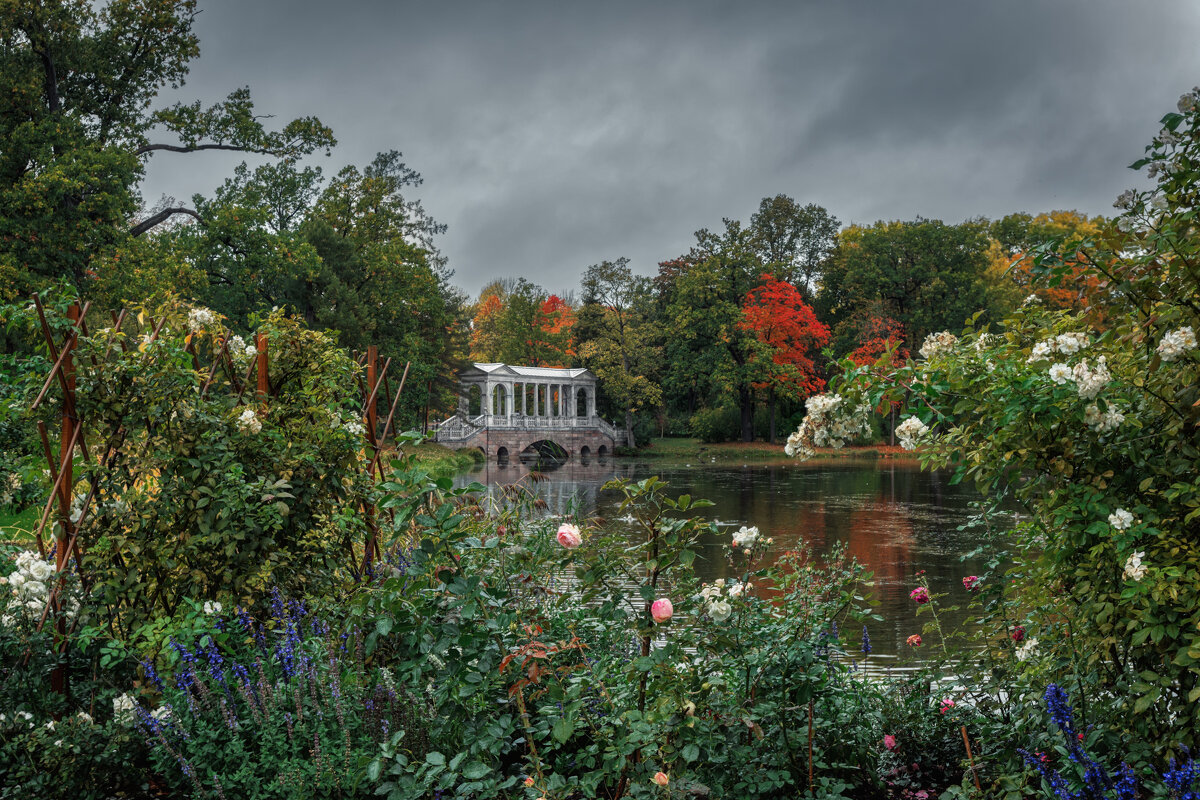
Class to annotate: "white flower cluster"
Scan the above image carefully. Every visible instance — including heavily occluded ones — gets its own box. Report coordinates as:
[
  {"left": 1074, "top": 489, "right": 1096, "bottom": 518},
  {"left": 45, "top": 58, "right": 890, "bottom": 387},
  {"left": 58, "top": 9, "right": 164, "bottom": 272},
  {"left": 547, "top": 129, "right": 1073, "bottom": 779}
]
[
  {"left": 1179, "top": 87, "right": 1199, "bottom": 114},
  {"left": 1083, "top": 403, "right": 1124, "bottom": 435},
  {"left": 1046, "top": 357, "right": 1110, "bottom": 400},
  {"left": 1015, "top": 637, "right": 1038, "bottom": 661},
  {"left": 202, "top": 600, "right": 223, "bottom": 615},
  {"left": 973, "top": 333, "right": 998, "bottom": 353},
  {"left": 1157, "top": 327, "right": 1197, "bottom": 362},
  {"left": 0, "top": 551, "right": 75, "bottom": 627},
  {"left": 112, "top": 693, "right": 138, "bottom": 725},
  {"left": 1123, "top": 550, "right": 1147, "bottom": 582},
  {"left": 236, "top": 408, "right": 262, "bottom": 434},
  {"left": 895, "top": 416, "right": 930, "bottom": 451},
  {"left": 344, "top": 419, "right": 365, "bottom": 437},
  {"left": 1022, "top": 294, "right": 1041, "bottom": 307},
  {"left": 1113, "top": 189, "right": 1137, "bottom": 210},
  {"left": 0, "top": 710, "right": 34, "bottom": 728},
  {"left": 1, "top": 472, "right": 21, "bottom": 506},
  {"left": 1108, "top": 508, "right": 1135, "bottom": 531},
  {"left": 731, "top": 526, "right": 759, "bottom": 548},
  {"left": 1028, "top": 332, "right": 1090, "bottom": 363},
  {"left": 918, "top": 331, "right": 958, "bottom": 360},
  {"left": 785, "top": 394, "right": 872, "bottom": 459},
  {"left": 1072, "top": 358, "right": 1110, "bottom": 400},
  {"left": 699, "top": 578, "right": 750, "bottom": 623},
  {"left": 187, "top": 307, "right": 216, "bottom": 332}
]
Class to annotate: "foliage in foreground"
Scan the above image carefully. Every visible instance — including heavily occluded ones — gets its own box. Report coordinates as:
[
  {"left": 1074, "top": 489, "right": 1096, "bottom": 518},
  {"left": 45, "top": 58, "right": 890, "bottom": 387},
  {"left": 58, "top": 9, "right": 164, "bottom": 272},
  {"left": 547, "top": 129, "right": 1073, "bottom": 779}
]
[{"left": 786, "top": 87, "right": 1200, "bottom": 779}]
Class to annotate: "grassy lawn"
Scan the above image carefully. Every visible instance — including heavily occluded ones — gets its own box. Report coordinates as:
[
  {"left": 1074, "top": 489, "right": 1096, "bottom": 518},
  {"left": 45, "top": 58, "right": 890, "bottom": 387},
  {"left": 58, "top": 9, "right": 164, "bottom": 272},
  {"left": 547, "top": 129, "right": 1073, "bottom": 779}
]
[
  {"left": 399, "top": 441, "right": 482, "bottom": 474},
  {"left": 0, "top": 505, "right": 39, "bottom": 544}
]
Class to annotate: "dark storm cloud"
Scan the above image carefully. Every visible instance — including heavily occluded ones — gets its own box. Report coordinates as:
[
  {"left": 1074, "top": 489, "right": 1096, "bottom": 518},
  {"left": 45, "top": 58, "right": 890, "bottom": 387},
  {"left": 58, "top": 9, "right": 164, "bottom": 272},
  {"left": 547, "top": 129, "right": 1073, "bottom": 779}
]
[{"left": 138, "top": 0, "right": 1200, "bottom": 297}]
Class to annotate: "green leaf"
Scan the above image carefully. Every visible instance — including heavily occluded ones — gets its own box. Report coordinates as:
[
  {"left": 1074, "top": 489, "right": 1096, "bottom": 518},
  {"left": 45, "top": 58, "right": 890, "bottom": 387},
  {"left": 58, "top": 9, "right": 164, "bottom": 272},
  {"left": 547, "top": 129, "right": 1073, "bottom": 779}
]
[
  {"left": 462, "top": 762, "right": 490, "bottom": 780},
  {"left": 552, "top": 717, "right": 574, "bottom": 743},
  {"left": 682, "top": 743, "right": 700, "bottom": 763},
  {"left": 426, "top": 751, "right": 446, "bottom": 766}
]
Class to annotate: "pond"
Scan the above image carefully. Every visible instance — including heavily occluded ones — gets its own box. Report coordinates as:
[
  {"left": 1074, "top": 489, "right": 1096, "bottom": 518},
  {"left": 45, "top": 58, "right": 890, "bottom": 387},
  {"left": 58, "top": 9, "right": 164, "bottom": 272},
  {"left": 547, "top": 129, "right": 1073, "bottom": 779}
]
[{"left": 456, "top": 455, "right": 1014, "bottom": 664}]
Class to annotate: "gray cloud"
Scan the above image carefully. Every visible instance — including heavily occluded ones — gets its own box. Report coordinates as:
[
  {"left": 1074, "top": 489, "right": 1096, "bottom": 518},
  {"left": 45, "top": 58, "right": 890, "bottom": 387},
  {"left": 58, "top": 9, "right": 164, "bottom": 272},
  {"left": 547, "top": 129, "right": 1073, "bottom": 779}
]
[{"left": 138, "top": 0, "right": 1200, "bottom": 298}]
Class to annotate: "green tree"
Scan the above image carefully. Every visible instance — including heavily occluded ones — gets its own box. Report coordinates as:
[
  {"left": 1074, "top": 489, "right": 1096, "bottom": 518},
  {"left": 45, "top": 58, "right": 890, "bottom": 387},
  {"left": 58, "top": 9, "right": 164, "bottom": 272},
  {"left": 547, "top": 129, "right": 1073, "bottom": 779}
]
[
  {"left": 749, "top": 194, "right": 839, "bottom": 302},
  {"left": 817, "top": 218, "right": 993, "bottom": 355},
  {"left": 663, "top": 219, "right": 764, "bottom": 441},
  {"left": 576, "top": 258, "right": 662, "bottom": 447},
  {"left": 0, "top": 0, "right": 334, "bottom": 295}
]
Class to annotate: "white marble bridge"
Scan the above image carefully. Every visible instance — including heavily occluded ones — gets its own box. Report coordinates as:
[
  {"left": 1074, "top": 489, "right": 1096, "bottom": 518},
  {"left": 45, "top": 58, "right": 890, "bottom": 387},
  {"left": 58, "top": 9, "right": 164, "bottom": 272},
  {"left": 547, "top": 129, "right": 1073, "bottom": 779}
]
[{"left": 433, "top": 362, "right": 627, "bottom": 461}]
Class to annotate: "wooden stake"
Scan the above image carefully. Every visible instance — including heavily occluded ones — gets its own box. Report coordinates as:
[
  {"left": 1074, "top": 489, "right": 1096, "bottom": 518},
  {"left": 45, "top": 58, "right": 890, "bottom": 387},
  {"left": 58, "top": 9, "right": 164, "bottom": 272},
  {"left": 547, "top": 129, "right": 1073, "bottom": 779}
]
[
  {"left": 961, "top": 725, "right": 981, "bottom": 792},
  {"left": 256, "top": 334, "right": 269, "bottom": 402}
]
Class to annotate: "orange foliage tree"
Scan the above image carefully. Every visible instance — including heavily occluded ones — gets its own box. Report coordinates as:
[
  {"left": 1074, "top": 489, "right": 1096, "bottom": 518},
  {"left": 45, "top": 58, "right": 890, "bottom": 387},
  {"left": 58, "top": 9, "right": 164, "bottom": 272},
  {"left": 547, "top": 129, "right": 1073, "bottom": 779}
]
[{"left": 739, "top": 275, "right": 830, "bottom": 442}]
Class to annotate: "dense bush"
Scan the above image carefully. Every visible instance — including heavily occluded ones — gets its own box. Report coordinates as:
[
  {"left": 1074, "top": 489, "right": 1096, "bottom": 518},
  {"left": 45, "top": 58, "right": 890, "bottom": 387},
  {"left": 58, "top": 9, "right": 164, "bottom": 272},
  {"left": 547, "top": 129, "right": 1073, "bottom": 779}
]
[
  {"left": 787, "top": 88, "right": 1200, "bottom": 787},
  {"left": 688, "top": 404, "right": 740, "bottom": 443}
]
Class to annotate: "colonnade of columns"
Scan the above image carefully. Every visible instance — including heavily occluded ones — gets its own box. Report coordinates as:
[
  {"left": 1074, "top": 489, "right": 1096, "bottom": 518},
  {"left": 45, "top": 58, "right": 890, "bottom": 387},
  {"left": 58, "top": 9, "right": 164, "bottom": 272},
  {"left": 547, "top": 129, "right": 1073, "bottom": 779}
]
[{"left": 458, "top": 379, "right": 595, "bottom": 422}]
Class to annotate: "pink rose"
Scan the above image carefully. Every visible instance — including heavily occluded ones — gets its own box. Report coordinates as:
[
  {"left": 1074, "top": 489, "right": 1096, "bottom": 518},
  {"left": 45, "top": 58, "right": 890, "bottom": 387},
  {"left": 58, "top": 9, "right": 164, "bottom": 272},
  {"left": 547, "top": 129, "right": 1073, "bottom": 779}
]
[
  {"left": 653, "top": 771, "right": 669, "bottom": 787},
  {"left": 906, "top": 634, "right": 923, "bottom": 648},
  {"left": 556, "top": 523, "right": 582, "bottom": 549},
  {"left": 939, "top": 697, "right": 956, "bottom": 714},
  {"left": 962, "top": 575, "right": 980, "bottom": 592},
  {"left": 909, "top": 586, "right": 931, "bottom": 604},
  {"left": 651, "top": 598, "right": 674, "bottom": 624},
  {"left": 883, "top": 734, "right": 897, "bottom": 750}
]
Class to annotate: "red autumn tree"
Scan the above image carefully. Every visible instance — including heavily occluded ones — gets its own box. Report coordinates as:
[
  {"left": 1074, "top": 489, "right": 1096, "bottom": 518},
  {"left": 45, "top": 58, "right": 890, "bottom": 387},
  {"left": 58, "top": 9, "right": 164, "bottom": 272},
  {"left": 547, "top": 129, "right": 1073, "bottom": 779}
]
[
  {"left": 536, "top": 294, "right": 576, "bottom": 367},
  {"left": 848, "top": 315, "right": 909, "bottom": 430},
  {"left": 739, "top": 275, "right": 830, "bottom": 442},
  {"left": 848, "top": 315, "right": 908, "bottom": 367}
]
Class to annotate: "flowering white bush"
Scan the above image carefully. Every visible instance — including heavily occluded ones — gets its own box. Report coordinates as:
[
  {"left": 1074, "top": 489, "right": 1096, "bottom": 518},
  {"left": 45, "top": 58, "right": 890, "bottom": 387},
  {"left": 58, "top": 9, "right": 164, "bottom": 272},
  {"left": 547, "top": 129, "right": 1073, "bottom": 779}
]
[
  {"left": 1108, "top": 508, "right": 1135, "bottom": 531},
  {"left": 112, "top": 693, "right": 138, "bottom": 725},
  {"left": 1083, "top": 403, "right": 1124, "bottom": 434},
  {"left": 731, "top": 525, "right": 759, "bottom": 548},
  {"left": 918, "top": 330, "right": 958, "bottom": 360},
  {"left": 1123, "top": 551, "right": 1148, "bottom": 582},
  {"left": 186, "top": 307, "right": 216, "bottom": 332},
  {"left": 784, "top": 393, "right": 871, "bottom": 458},
  {"left": 0, "top": 550, "right": 78, "bottom": 628},
  {"left": 344, "top": 419, "right": 365, "bottom": 437},
  {"left": 235, "top": 407, "right": 262, "bottom": 434},
  {"left": 894, "top": 416, "right": 929, "bottom": 451},
  {"left": 698, "top": 578, "right": 751, "bottom": 623},
  {"left": 1071, "top": 357, "right": 1110, "bottom": 400},
  {"left": 1048, "top": 363, "right": 1072, "bottom": 384},
  {"left": 1157, "top": 326, "right": 1196, "bottom": 362}
]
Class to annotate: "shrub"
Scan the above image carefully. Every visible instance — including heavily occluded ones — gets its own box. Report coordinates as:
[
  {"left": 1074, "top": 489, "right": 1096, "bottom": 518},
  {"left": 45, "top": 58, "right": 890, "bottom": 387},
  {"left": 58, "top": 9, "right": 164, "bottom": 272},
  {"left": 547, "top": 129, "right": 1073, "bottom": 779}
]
[{"left": 688, "top": 405, "right": 740, "bottom": 443}]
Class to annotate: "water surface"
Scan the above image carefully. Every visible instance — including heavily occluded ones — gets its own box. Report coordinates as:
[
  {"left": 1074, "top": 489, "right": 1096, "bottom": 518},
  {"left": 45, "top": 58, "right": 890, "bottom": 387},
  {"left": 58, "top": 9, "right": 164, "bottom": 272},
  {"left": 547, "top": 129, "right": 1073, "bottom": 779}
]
[{"left": 458, "top": 456, "right": 1012, "bottom": 661}]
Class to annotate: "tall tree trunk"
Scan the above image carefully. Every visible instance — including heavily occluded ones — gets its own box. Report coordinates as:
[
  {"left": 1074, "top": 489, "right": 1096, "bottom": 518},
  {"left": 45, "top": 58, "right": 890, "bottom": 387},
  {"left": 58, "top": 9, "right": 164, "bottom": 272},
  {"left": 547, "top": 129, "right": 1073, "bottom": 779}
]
[
  {"left": 769, "top": 387, "right": 777, "bottom": 444},
  {"left": 740, "top": 386, "right": 754, "bottom": 442},
  {"left": 625, "top": 409, "right": 636, "bottom": 449}
]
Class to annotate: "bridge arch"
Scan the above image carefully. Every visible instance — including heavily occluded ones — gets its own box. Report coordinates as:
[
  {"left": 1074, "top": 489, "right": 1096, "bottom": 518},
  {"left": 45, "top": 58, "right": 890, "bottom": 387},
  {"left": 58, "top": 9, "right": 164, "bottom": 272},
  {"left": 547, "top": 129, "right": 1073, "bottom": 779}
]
[{"left": 521, "top": 439, "right": 569, "bottom": 463}]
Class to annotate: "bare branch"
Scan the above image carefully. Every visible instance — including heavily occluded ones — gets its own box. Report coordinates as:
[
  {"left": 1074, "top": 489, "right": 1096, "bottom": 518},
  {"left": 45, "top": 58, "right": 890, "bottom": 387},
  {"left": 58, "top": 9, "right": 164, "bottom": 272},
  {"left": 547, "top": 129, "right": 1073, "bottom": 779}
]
[{"left": 129, "top": 207, "right": 203, "bottom": 237}]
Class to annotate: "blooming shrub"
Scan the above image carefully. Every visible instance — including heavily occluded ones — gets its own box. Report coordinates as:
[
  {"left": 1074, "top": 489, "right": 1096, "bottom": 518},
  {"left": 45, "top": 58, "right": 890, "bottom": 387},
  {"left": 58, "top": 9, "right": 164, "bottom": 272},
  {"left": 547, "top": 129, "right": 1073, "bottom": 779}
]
[
  {"left": 56, "top": 303, "right": 374, "bottom": 635},
  {"left": 787, "top": 87, "right": 1200, "bottom": 767}
]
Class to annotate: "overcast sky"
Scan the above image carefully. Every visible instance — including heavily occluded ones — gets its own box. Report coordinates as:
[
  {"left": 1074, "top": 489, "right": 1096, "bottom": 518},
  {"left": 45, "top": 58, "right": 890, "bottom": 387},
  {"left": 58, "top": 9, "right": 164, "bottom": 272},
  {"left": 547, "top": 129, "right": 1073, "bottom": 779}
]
[{"left": 139, "top": 1, "right": 1200, "bottom": 298}]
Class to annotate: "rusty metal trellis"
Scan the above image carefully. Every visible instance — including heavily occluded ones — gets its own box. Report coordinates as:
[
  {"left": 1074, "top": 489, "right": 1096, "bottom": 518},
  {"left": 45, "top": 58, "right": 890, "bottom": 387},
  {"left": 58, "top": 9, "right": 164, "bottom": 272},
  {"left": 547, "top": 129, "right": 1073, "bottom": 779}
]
[{"left": 26, "top": 299, "right": 412, "bottom": 697}]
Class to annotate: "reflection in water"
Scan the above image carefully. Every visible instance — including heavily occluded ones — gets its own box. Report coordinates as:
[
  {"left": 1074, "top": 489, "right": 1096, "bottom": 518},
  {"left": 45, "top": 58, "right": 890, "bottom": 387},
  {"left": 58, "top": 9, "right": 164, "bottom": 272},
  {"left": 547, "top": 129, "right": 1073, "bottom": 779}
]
[{"left": 457, "top": 458, "right": 1010, "bottom": 660}]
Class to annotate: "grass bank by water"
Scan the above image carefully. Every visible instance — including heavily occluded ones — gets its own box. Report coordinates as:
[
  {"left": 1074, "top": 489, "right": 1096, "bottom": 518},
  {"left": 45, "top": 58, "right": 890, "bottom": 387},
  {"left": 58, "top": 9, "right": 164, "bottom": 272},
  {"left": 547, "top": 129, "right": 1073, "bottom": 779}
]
[
  {"left": 403, "top": 441, "right": 483, "bottom": 474},
  {"left": 635, "top": 436, "right": 913, "bottom": 464}
]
